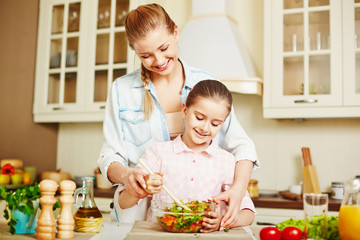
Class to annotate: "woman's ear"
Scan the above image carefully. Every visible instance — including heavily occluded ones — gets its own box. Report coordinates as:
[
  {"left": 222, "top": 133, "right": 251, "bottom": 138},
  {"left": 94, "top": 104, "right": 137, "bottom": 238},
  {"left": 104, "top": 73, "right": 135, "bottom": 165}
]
[{"left": 174, "top": 25, "right": 179, "bottom": 42}]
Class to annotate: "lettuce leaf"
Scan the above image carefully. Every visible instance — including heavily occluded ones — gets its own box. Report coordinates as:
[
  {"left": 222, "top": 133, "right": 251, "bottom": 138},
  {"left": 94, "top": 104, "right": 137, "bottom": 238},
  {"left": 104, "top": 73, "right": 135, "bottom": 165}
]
[{"left": 275, "top": 216, "right": 340, "bottom": 240}]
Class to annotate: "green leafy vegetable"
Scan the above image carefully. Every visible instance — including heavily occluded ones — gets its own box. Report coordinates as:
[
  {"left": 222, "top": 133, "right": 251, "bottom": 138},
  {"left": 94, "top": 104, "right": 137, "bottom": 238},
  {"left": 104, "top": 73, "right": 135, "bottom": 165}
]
[
  {"left": 326, "top": 216, "right": 341, "bottom": 240},
  {"left": 276, "top": 216, "right": 340, "bottom": 240},
  {"left": 0, "top": 183, "right": 60, "bottom": 235},
  {"left": 157, "top": 200, "right": 212, "bottom": 233},
  {"left": 276, "top": 218, "right": 304, "bottom": 232}
]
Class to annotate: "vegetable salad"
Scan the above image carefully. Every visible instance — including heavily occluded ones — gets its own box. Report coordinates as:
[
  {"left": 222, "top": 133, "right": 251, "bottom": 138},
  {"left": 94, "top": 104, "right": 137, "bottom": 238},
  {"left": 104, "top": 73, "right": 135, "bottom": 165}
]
[{"left": 156, "top": 200, "right": 212, "bottom": 233}]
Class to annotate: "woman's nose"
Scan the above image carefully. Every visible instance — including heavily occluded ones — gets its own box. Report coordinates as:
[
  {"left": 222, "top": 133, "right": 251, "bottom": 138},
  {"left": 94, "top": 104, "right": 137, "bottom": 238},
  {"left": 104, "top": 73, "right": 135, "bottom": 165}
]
[{"left": 153, "top": 52, "right": 164, "bottom": 64}]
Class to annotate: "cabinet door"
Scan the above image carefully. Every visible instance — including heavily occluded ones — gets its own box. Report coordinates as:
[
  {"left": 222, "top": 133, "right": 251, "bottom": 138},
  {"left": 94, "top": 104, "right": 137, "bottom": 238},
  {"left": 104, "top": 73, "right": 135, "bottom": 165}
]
[
  {"left": 264, "top": 0, "right": 343, "bottom": 118},
  {"left": 34, "top": 0, "right": 84, "bottom": 120},
  {"left": 343, "top": 0, "right": 360, "bottom": 106},
  {"left": 85, "top": 0, "right": 130, "bottom": 111}
]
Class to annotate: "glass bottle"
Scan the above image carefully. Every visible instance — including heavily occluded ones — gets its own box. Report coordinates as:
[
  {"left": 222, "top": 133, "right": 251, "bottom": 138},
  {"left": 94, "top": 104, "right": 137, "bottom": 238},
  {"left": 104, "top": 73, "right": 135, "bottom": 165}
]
[
  {"left": 73, "top": 176, "right": 103, "bottom": 233},
  {"left": 338, "top": 178, "right": 360, "bottom": 240}
]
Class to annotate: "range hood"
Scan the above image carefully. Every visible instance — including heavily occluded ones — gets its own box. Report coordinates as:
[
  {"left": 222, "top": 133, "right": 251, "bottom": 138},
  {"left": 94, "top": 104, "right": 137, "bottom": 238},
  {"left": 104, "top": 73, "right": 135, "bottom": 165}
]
[{"left": 178, "top": 0, "right": 262, "bottom": 95}]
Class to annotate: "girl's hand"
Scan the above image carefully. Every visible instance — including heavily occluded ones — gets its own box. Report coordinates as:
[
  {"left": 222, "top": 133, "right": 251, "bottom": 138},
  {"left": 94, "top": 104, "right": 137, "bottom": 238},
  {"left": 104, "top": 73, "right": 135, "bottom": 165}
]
[
  {"left": 124, "top": 168, "right": 148, "bottom": 199},
  {"left": 213, "top": 187, "right": 243, "bottom": 230},
  {"left": 200, "top": 200, "right": 221, "bottom": 233},
  {"left": 144, "top": 173, "right": 163, "bottom": 194}
]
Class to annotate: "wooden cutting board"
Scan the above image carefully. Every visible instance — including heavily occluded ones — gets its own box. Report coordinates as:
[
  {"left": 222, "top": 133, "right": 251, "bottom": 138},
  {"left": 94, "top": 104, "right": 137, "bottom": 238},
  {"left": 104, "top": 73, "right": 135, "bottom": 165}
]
[{"left": 124, "top": 221, "right": 262, "bottom": 240}]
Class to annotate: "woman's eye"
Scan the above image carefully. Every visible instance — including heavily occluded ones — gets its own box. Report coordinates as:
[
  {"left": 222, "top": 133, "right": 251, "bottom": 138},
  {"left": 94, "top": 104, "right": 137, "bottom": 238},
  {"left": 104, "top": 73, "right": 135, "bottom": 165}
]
[
  {"left": 161, "top": 46, "right": 168, "bottom": 52},
  {"left": 211, "top": 123, "right": 219, "bottom": 127},
  {"left": 142, "top": 55, "right": 150, "bottom": 59},
  {"left": 196, "top": 116, "right": 203, "bottom": 121}
]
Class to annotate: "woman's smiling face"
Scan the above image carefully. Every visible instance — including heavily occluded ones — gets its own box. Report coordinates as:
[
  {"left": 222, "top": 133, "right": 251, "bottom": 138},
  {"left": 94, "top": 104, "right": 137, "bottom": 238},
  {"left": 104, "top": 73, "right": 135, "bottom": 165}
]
[{"left": 132, "top": 25, "right": 179, "bottom": 76}]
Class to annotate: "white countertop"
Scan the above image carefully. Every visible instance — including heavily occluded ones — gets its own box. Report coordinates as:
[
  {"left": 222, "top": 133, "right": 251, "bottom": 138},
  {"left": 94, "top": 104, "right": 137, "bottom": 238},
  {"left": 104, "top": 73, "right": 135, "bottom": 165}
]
[{"left": 90, "top": 222, "right": 134, "bottom": 240}]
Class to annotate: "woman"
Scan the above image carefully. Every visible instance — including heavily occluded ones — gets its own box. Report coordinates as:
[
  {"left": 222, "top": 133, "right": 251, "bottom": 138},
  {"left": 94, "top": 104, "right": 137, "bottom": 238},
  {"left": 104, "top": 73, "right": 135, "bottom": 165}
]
[{"left": 97, "top": 3, "right": 259, "bottom": 230}]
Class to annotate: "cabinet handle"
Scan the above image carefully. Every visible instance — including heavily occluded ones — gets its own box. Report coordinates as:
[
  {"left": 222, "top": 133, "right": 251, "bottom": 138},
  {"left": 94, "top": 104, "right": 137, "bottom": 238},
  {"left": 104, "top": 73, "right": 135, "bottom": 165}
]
[
  {"left": 294, "top": 99, "right": 318, "bottom": 103},
  {"left": 100, "top": 105, "right": 106, "bottom": 109},
  {"left": 52, "top": 107, "right": 64, "bottom": 110}
]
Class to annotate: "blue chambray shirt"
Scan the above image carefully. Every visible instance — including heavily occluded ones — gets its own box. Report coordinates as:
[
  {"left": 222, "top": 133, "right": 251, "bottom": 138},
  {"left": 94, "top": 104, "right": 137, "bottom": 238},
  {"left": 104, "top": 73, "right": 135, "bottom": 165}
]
[{"left": 98, "top": 59, "right": 259, "bottom": 184}]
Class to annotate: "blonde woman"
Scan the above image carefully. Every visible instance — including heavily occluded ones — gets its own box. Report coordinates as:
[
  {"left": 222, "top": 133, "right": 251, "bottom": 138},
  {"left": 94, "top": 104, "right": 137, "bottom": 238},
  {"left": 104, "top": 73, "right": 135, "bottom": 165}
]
[{"left": 97, "top": 3, "right": 259, "bottom": 230}]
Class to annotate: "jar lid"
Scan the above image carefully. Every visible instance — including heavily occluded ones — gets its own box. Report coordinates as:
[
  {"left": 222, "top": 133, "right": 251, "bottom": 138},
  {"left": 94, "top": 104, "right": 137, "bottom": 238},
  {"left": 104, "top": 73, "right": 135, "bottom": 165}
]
[
  {"left": 249, "top": 179, "right": 258, "bottom": 184},
  {"left": 331, "top": 182, "right": 344, "bottom": 186}
]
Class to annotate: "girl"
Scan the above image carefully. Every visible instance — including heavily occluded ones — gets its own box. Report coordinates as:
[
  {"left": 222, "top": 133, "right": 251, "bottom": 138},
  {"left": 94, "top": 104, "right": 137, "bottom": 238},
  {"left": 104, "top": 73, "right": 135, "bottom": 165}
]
[
  {"left": 97, "top": 3, "right": 259, "bottom": 229},
  {"left": 118, "top": 80, "right": 256, "bottom": 232}
]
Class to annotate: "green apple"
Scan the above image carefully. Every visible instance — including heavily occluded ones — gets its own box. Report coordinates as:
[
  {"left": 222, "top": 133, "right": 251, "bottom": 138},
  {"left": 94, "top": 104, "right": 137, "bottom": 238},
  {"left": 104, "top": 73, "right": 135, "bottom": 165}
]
[
  {"left": 0, "top": 174, "right": 11, "bottom": 185},
  {"left": 11, "top": 173, "right": 23, "bottom": 185}
]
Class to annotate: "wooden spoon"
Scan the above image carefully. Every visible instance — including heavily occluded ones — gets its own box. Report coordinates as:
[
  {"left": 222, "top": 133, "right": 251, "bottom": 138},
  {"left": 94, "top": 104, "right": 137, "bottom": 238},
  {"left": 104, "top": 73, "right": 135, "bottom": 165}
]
[{"left": 138, "top": 158, "right": 191, "bottom": 211}]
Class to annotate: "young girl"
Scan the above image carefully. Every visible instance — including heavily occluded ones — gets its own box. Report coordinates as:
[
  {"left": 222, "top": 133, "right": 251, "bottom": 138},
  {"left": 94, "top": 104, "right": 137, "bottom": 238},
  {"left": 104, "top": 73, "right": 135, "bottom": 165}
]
[
  {"left": 97, "top": 3, "right": 259, "bottom": 228},
  {"left": 118, "top": 80, "right": 256, "bottom": 232}
]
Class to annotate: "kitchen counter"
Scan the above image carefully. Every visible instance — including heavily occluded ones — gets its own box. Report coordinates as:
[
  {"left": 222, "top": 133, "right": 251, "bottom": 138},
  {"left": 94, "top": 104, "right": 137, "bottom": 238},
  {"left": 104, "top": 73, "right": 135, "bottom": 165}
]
[
  {"left": 0, "top": 220, "right": 263, "bottom": 240},
  {"left": 252, "top": 195, "right": 341, "bottom": 212},
  {"left": 94, "top": 188, "right": 342, "bottom": 211},
  {"left": 0, "top": 219, "right": 132, "bottom": 240}
]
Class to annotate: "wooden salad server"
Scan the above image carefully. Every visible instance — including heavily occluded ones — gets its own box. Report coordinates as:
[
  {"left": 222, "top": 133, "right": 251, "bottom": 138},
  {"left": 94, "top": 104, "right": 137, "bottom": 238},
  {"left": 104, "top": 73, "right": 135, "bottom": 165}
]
[{"left": 138, "top": 158, "right": 191, "bottom": 211}]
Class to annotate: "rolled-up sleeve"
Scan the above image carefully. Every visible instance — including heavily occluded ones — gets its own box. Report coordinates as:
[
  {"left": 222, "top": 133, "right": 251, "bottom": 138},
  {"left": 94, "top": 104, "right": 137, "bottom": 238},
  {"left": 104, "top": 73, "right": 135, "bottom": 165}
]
[{"left": 240, "top": 191, "right": 256, "bottom": 214}]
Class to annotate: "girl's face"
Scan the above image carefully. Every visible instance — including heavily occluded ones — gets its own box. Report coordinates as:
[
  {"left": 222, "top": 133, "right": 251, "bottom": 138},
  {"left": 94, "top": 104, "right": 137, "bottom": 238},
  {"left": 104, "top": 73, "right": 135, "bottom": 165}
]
[
  {"left": 182, "top": 97, "right": 230, "bottom": 149},
  {"left": 132, "top": 25, "right": 179, "bottom": 76}
]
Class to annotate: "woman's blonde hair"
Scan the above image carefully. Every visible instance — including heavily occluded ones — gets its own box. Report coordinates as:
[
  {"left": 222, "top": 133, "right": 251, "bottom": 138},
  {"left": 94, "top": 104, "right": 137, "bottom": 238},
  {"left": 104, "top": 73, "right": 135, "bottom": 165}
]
[{"left": 125, "top": 4, "right": 176, "bottom": 119}]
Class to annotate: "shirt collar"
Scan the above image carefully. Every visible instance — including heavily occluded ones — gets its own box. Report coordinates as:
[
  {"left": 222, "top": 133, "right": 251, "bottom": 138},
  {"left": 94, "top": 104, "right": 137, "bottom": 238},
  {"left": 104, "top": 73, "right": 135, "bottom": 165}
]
[
  {"left": 172, "top": 135, "right": 218, "bottom": 156},
  {"left": 130, "top": 69, "right": 143, "bottom": 88},
  {"left": 179, "top": 58, "right": 197, "bottom": 91}
]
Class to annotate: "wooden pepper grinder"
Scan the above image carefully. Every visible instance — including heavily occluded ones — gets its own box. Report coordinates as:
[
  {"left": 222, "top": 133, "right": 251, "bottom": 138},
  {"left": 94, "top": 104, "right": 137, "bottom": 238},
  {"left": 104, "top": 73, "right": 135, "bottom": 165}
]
[
  {"left": 36, "top": 179, "right": 58, "bottom": 240},
  {"left": 57, "top": 180, "right": 76, "bottom": 239}
]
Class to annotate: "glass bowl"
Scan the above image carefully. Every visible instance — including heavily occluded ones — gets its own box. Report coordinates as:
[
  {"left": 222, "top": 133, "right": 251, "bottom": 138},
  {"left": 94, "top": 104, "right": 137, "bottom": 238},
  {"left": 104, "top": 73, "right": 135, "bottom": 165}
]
[{"left": 151, "top": 200, "right": 214, "bottom": 233}]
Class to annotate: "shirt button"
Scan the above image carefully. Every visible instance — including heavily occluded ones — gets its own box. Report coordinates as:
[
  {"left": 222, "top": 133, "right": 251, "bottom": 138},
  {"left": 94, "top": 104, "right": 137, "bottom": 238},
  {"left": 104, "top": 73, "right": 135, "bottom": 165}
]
[{"left": 193, "top": 160, "right": 196, "bottom": 163}]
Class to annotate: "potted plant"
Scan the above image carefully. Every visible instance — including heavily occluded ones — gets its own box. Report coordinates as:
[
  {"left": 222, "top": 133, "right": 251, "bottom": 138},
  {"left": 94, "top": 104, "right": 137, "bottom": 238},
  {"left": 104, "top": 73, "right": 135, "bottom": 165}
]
[{"left": 0, "top": 183, "right": 60, "bottom": 235}]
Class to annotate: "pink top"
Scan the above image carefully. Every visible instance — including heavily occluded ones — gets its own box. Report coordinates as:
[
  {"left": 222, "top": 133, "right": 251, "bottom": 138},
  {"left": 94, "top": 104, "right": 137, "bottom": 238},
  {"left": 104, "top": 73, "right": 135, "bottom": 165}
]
[{"left": 135, "top": 135, "right": 256, "bottom": 221}]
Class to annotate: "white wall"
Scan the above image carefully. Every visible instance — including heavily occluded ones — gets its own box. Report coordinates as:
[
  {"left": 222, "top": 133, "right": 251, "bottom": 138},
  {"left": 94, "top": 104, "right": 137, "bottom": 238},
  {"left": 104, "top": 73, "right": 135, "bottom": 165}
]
[{"left": 57, "top": 0, "right": 360, "bottom": 192}]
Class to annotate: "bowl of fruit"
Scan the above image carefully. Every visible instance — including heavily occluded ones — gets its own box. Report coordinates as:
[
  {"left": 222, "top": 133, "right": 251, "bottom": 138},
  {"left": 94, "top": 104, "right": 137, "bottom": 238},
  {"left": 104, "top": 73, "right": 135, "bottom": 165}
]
[{"left": 151, "top": 200, "right": 214, "bottom": 233}]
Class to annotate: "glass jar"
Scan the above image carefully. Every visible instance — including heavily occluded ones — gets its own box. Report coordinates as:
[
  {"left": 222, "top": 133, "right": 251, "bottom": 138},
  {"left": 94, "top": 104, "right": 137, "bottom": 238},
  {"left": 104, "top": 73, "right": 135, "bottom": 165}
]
[
  {"left": 247, "top": 179, "right": 259, "bottom": 198},
  {"left": 331, "top": 182, "right": 344, "bottom": 200}
]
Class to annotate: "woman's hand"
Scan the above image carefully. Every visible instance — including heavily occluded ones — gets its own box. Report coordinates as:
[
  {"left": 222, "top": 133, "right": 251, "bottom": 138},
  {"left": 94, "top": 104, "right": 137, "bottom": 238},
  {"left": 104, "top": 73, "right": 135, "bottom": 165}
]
[
  {"left": 144, "top": 173, "right": 163, "bottom": 194},
  {"left": 214, "top": 160, "right": 253, "bottom": 230},
  {"left": 200, "top": 200, "right": 221, "bottom": 233},
  {"left": 213, "top": 187, "right": 243, "bottom": 230},
  {"left": 123, "top": 168, "right": 149, "bottom": 199}
]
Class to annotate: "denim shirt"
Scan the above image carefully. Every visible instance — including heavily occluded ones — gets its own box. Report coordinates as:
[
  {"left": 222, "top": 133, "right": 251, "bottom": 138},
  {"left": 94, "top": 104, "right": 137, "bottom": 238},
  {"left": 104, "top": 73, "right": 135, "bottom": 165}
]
[{"left": 98, "top": 59, "right": 259, "bottom": 184}]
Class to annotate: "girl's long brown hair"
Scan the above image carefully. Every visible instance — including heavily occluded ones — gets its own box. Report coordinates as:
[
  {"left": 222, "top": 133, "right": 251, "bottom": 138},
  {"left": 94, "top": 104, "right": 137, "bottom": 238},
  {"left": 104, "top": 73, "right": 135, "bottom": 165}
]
[
  {"left": 185, "top": 80, "right": 233, "bottom": 114},
  {"left": 125, "top": 4, "right": 176, "bottom": 119}
]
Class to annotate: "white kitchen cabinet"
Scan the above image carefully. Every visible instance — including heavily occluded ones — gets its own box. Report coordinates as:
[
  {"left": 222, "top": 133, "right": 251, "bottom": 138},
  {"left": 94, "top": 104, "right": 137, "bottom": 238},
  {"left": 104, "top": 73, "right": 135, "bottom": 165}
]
[
  {"left": 33, "top": 0, "right": 137, "bottom": 122},
  {"left": 264, "top": 0, "right": 360, "bottom": 119}
]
